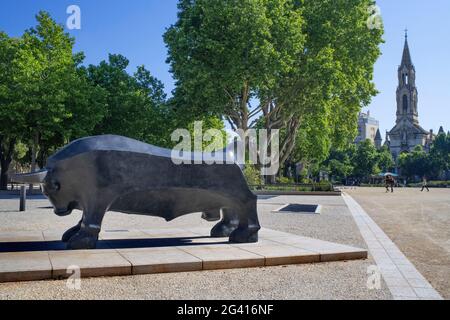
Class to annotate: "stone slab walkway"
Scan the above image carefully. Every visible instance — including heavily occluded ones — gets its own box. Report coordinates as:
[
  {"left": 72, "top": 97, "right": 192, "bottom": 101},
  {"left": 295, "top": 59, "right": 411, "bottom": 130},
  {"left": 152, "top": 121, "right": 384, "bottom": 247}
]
[
  {"left": 343, "top": 193, "right": 443, "bottom": 300},
  {"left": 0, "top": 227, "right": 367, "bottom": 283}
]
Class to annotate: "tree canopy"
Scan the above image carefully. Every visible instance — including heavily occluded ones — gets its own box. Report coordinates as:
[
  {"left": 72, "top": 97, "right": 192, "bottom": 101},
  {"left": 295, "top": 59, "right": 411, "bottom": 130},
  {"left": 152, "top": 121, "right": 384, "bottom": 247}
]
[
  {"left": 1, "top": 2, "right": 389, "bottom": 188},
  {"left": 320, "top": 140, "right": 395, "bottom": 183},
  {"left": 398, "top": 133, "right": 450, "bottom": 180},
  {"left": 0, "top": 12, "right": 173, "bottom": 188},
  {"left": 165, "top": 0, "right": 384, "bottom": 168}
]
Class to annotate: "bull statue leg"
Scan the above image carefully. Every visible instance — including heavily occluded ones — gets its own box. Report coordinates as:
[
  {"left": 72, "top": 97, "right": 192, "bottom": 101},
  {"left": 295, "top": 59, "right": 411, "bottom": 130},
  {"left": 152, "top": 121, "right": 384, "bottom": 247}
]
[
  {"left": 210, "top": 208, "right": 240, "bottom": 238},
  {"left": 201, "top": 209, "right": 221, "bottom": 222},
  {"left": 66, "top": 207, "right": 106, "bottom": 250},
  {"left": 229, "top": 199, "right": 260, "bottom": 243},
  {"left": 62, "top": 220, "right": 82, "bottom": 243}
]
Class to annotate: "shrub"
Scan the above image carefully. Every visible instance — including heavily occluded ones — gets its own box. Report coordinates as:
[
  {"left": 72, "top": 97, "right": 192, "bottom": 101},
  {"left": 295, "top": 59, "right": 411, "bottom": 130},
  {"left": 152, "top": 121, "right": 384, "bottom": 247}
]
[
  {"left": 243, "top": 165, "right": 262, "bottom": 186},
  {"left": 277, "top": 176, "right": 295, "bottom": 184}
]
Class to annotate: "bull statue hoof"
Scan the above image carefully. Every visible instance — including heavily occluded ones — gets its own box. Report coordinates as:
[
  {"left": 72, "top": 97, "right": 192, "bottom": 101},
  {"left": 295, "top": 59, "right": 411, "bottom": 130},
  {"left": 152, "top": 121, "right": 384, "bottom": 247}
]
[
  {"left": 61, "top": 221, "right": 82, "bottom": 243},
  {"left": 210, "top": 208, "right": 240, "bottom": 238},
  {"left": 230, "top": 227, "right": 259, "bottom": 243},
  {"left": 67, "top": 230, "right": 99, "bottom": 250},
  {"left": 12, "top": 135, "right": 261, "bottom": 250}
]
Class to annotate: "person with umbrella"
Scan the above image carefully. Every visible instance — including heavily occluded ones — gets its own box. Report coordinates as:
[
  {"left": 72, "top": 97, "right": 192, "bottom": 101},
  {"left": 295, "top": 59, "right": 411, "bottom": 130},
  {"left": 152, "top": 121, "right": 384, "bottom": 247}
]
[{"left": 384, "top": 173, "right": 396, "bottom": 193}]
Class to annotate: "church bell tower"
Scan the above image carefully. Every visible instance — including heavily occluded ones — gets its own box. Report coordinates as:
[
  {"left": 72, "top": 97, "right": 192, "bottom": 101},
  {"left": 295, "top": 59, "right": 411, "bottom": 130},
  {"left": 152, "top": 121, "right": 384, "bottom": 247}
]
[
  {"left": 387, "top": 31, "right": 432, "bottom": 161},
  {"left": 396, "top": 31, "right": 419, "bottom": 125}
]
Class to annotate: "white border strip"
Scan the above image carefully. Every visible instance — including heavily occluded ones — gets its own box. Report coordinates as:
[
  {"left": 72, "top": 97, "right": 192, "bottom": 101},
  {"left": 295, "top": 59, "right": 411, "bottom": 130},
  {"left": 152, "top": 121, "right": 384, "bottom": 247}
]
[{"left": 342, "top": 193, "right": 443, "bottom": 300}]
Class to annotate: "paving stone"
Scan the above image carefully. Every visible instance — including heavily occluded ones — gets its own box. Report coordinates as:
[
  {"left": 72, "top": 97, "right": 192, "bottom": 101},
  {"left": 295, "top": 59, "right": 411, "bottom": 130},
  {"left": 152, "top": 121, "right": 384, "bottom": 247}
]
[
  {"left": 0, "top": 227, "right": 368, "bottom": 282},
  {"left": 49, "top": 250, "right": 132, "bottom": 279},
  {"left": 319, "top": 248, "right": 368, "bottom": 262},
  {"left": 401, "top": 270, "right": 428, "bottom": 281},
  {"left": 394, "top": 296, "right": 421, "bottom": 300},
  {"left": 42, "top": 230, "right": 65, "bottom": 241},
  {"left": 0, "top": 231, "right": 44, "bottom": 243},
  {"left": 397, "top": 264, "right": 418, "bottom": 274},
  {"left": 378, "top": 264, "right": 400, "bottom": 272},
  {"left": 0, "top": 251, "right": 52, "bottom": 282},
  {"left": 179, "top": 245, "right": 265, "bottom": 270},
  {"left": 118, "top": 247, "right": 202, "bottom": 274},
  {"left": 391, "top": 259, "right": 413, "bottom": 267},
  {"left": 407, "top": 278, "right": 433, "bottom": 289},
  {"left": 413, "top": 288, "right": 442, "bottom": 300},
  {"left": 258, "top": 228, "right": 297, "bottom": 239},
  {"left": 388, "top": 285, "right": 418, "bottom": 298},
  {"left": 100, "top": 229, "right": 149, "bottom": 240},
  {"left": 232, "top": 241, "right": 319, "bottom": 266},
  {"left": 343, "top": 193, "right": 444, "bottom": 300},
  {"left": 269, "top": 236, "right": 367, "bottom": 262},
  {"left": 141, "top": 228, "right": 200, "bottom": 239},
  {"left": 381, "top": 270, "right": 404, "bottom": 278},
  {"left": 383, "top": 276, "right": 410, "bottom": 287},
  {"left": 181, "top": 227, "right": 213, "bottom": 236}
]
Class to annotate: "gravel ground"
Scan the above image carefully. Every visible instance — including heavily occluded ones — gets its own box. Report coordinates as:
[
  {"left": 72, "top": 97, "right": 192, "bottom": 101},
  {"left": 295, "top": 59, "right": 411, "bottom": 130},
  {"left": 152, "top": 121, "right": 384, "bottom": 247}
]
[
  {"left": 347, "top": 187, "right": 450, "bottom": 299},
  {"left": 0, "top": 193, "right": 392, "bottom": 300}
]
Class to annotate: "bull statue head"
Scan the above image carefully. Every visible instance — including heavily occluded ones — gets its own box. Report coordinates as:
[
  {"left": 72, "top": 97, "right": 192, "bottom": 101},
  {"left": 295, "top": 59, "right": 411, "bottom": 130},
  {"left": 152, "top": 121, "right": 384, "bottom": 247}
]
[{"left": 11, "top": 169, "right": 80, "bottom": 217}]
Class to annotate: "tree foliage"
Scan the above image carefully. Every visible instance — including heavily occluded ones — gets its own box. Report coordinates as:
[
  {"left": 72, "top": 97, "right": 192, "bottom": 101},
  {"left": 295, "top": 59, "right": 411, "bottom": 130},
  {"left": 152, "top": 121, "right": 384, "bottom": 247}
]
[
  {"left": 165, "top": 0, "right": 384, "bottom": 169},
  {"left": 376, "top": 146, "right": 395, "bottom": 172},
  {"left": 0, "top": 12, "right": 177, "bottom": 188},
  {"left": 0, "top": 32, "right": 22, "bottom": 189},
  {"left": 399, "top": 133, "right": 450, "bottom": 180},
  {"left": 321, "top": 140, "right": 395, "bottom": 182},
  {"left": 429, "top": 132, "right": 450, "bottom": 173},
  {"left": 348, "top": 140, "right": 378, "bottom": 178},
  {"left": 87, "top": 54, "right": 167, "bottom": 143},
  {"left": 398, "top": 146, "right": 436, "bottom": 179}
]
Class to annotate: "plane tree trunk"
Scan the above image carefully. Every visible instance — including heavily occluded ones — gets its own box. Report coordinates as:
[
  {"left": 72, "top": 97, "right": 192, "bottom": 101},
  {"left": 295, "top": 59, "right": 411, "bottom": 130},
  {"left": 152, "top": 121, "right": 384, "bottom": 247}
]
[{"left": 0, "top": 136, "right": 16, "bottom": 190}]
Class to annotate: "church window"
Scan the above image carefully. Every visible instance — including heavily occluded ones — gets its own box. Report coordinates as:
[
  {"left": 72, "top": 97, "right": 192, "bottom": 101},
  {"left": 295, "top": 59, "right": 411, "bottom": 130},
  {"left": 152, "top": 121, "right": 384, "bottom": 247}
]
[
  {"left": 403, "top": 95, "right": 408, "bottom": 113},
  {"left": 402, "top": 73, "right": 409, "bottom": 85}
]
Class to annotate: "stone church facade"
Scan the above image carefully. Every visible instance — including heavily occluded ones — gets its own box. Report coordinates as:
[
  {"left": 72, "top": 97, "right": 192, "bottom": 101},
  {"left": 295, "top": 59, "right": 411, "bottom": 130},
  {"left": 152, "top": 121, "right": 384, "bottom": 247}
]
[{"left": 386, "top": 34, "right": 434, "bottom": 161}]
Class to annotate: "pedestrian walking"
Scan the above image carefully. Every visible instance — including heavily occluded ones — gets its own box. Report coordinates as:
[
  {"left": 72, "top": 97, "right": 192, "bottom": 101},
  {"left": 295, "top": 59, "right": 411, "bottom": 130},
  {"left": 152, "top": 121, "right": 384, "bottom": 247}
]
[
  {"left": 385, "top": 174, "right": 394, "bottom": 193},
  {"left": 421, "top": 176, "right": 430, "bottom": 192}
]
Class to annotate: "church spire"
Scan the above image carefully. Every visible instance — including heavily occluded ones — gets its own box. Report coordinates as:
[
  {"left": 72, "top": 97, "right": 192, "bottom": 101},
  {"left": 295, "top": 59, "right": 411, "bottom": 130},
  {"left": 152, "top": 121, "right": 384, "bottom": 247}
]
[
  {"left": 374, "top": 129, "right": 382, "bottom": 149},
  {"left": 401, "top": 30, "right": 413, "bottom": 67},
  {"left": 396, "top": 31, "right": 418, "bottom": 124}
]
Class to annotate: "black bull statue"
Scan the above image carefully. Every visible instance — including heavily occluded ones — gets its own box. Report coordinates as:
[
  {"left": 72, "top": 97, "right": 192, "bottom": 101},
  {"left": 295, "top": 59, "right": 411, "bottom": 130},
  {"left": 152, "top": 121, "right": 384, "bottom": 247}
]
[{"left": 12, "top": 135, "right": 260, "bottom": 250}]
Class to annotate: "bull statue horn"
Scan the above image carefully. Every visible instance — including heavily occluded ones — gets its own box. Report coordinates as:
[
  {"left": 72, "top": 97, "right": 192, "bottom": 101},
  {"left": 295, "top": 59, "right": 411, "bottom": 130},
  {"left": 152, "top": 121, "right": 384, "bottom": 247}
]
[{"left": 10, "top": 170, "right": 48, "bottom": 184}]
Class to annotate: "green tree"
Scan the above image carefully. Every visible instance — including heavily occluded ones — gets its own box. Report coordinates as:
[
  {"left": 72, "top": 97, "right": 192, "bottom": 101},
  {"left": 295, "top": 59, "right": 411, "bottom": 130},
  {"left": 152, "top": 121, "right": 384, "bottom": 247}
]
[
  {"left": 1, "top": 12, "right": 109, "bottom": 184},
  {"left": 88, "top": 54, "right": 149, "bottom": 140},
  {"left": 165, "top": 0, "right": 383, "bottom": 171},
  {"left": 165, "top": 0, "right": 305, "bottom": 130},
  {"left": 13, "top": 12, "right": 80, "bottom": 172},
  {"left": 0, "top": 32, "right": 22, "bottom": 189},
  {"left": 399, "top": 145, "right": 437, "bottom": 180},
  {"left": 429, "top": 132, "right": 450, "bottom": 175},
  {"left": 165, "top": 0, "right": 305, "bottom": 164},
  {"left": 322, "top": 147, "right": 355, "bottom": 182},
  {"left": 352, "top": 139, "right": 380, "bottom": 179},
  {"left": 87, "top": 54, "right": 176, "bottom": 146},
  {"left": 377, "top": 146, "right": 395, "bottom": 172}
]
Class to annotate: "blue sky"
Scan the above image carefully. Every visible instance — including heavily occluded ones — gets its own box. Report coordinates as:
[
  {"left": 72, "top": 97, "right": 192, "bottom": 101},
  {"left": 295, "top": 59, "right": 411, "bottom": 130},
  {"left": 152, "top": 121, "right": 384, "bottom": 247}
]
[{"left": 1, "top": 0, "right": 449, "bottom": 138}]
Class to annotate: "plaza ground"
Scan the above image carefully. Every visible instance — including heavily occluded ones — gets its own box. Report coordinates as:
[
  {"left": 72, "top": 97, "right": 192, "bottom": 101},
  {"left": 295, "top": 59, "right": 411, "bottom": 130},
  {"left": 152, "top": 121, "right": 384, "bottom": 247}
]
[
  {"left": 346, "top": 187, "right": 450, "bottom": 299},
  {"left": 0, "top": 188, "right": 447, "bottom": 300},
  {"left": 0, "top": 193, "right": 391, "bottom": 300}
]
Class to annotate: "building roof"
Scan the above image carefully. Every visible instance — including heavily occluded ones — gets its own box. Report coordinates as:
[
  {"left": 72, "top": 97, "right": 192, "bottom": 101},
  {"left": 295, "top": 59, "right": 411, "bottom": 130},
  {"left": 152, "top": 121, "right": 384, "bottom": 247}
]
[
  {"left": 375, "top": 129, "right": 382, "bottom": 141},
  {"left": 400, "top": 34, "right": 413, "bottom": 68}
]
